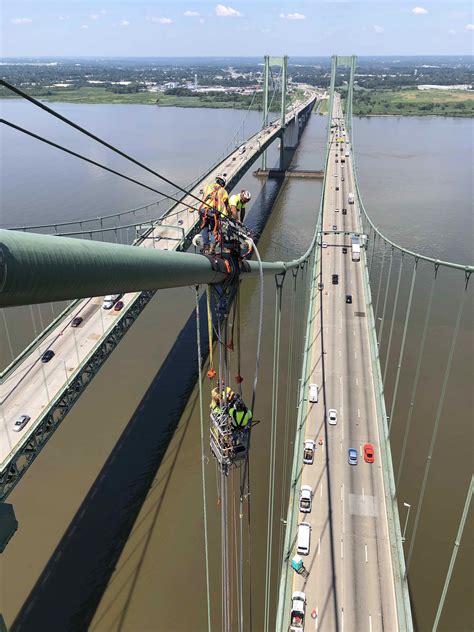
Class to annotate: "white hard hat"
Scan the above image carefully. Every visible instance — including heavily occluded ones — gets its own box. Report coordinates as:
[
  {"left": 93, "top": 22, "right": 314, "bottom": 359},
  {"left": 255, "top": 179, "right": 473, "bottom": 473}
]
[{"left": 241, "top": 190, "right": 251, "bottom": 202}]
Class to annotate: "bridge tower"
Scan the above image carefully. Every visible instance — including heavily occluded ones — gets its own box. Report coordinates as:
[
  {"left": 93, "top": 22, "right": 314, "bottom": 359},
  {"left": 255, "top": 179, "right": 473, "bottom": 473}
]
[
  {"left": 328, "top": 54, "right": 357, "bottom": 135},
  {"left": 261, "top": 55, "right": 288, "bottom": 170}
]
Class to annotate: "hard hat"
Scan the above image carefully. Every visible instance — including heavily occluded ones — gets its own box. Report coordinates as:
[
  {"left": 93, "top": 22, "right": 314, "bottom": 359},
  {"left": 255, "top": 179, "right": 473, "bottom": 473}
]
[
  {"left": 215, "top": 173, "right": 227, "bottom": 187},
  {"left": 241, "top": 190, "right": 251, "bottom": 202},
  {"left": 192, "top": 234, "right": 203, "bottom": 248}
]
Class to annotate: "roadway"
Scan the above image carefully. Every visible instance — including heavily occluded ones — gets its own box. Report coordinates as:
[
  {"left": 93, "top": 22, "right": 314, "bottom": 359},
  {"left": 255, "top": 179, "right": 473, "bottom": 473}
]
[
  {"left": 291, "top": 95, "right": 398, "bottom": 630},
  {"left": 0, "top": 91, "right": 317, "bottom": 472}
]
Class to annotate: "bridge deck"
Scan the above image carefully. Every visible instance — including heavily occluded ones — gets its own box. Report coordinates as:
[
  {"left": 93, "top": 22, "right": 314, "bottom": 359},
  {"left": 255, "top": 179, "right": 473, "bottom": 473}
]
[
  {"left": 284, "top": 96, "right": 399, "bottom": 630},
  {"left": 0, "top": 92, "right": 317, "bottom": 491}
]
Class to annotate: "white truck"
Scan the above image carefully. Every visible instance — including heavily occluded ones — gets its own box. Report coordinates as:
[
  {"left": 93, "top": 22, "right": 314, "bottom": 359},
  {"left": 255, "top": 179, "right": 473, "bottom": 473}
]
[
  {"left": 102, "top": 294, "right": 121, "bottom": 310},
  {"left": 348, "top": 192, "right": 355, "bottom": 205},
  {"left": 351, "top": 235, "right": 361, "bottom": 262},
  {"left": 345, "top": 151, "right": 349, "bottom": 157},
  {"left": 289, "top": 591, "right": 306, "bottom": 631}
]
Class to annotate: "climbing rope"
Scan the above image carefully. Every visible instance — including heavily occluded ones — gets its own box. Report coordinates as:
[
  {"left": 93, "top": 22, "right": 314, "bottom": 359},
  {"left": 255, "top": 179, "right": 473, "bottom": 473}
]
[{"left": 194, "top": 287, "right": 212, "bottom": 632}]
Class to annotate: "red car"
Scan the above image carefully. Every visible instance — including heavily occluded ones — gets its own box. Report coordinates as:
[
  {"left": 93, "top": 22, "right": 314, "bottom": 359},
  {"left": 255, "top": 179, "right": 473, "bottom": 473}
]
[
  {"left": 114, "top": 300, "right": 124, "bottom": 312},
  {"left": 363, "top": 443, "right": 375, "bottom": 463}
]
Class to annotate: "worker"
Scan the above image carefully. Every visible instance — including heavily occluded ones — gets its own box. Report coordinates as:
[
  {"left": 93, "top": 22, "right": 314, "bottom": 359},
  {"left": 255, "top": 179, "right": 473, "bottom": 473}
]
[
  {"left": 228, "top": 190, "right": 251, "bottom": 223},
  {"left": 229, "top": 400, "right": 252, "bottom": 430},
  {"left": 210, "top": 382, "right": 236, "bottom": 413},
  {"left": 199, "top": 174, "right": 230, "bottom": 254}
]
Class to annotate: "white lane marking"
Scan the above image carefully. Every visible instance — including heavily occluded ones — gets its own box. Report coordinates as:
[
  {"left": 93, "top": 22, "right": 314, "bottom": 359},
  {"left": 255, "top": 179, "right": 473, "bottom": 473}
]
[
  {"left": 339, "top": 350, "right": 342, "bottom": 357},
  {"left": 354, "top": 351, "right": 357, "bottom": 359},
  {"left": 320, "top": 483, "right": 323, "bottom": 498},
  {"left": 341, "top": 609, "right": 344, "bottom": 632},
  {"left": 353, "top": 329, "right": 356, "bottom": 336},
  {"left": 339, "top": 376, "right": 342, "bottom": 385},
  {"left": 318, "top": 537, "right": 321, "bottom": 556},
  {"left": 369, "top": 614, "right": 373, "bottom": 632},
  {"left": 315, "top": 606, "right": 319, "bottom": 630},
  {"left": 362, "top": 487, "right": 365, "bottom": 502},
  {"left": 365, "top": 543, "right": 368, "bottom": 563},
  {"left": 357, "top": 408, "right": 361, "bottom": 418},
  {"left": 360, "top": 445, "right": 363, "bottom": 456},
  {"left": 356, "top": 377, "right": 359, "bottom": 386},
  {"left": 341, "top": 538, "right": 344, "bottom": 559},
  {"left": 351, "top": 279, "right": 353, "bottom": 284},
  {"left": 340, "top": 484, "right": 344, "bottom": 501}
]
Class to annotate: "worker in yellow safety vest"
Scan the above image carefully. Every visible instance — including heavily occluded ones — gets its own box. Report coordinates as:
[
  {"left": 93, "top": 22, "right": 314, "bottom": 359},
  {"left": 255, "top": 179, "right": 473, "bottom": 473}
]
[
  {"left": 229, "top": 401, "right": 252, "bottom": 429},
  {"left": 210, "top": 384, "right": 236, "bottom": 412},
  {"left": 228, "top": 190, "right": 251, "bottom": 223},
  {"left": 199, "top": 174, "right": 230, "bottom": 254}
]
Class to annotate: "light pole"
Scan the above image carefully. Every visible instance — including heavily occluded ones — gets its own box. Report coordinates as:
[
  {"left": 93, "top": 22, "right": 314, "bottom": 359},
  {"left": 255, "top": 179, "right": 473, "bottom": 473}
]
[{"left": 401, "top": 502, "right": 411, "bottom": 543}]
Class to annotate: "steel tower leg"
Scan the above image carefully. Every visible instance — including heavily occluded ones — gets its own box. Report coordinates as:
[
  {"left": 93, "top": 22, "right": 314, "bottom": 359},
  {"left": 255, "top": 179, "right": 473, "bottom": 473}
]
[{"left": 262, "top": 55, "right": 270, "bottom": 171}]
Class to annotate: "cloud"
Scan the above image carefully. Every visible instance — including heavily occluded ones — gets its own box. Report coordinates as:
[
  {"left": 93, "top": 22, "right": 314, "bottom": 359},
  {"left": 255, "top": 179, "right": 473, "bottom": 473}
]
[
  {"left": 199, "top": 18, "right": 205, "bottom": 24},
  {"left": 11, "top": 17, "right": 32, "bottom": 24},
  {"left": 81, "top": 24, "right": 89, "bottom": 29},
  {"left": 100, "top": 9, "right": 107, "bottom": 15},
  {"left": 412, "top": 7, "right": 428, "bottom": 15},
  {"left": 59, "top": 15, "right": 70, "bottom": 21},
  {"left": 90, "top": 13, "right": 101, "bottom": 20},
  {"left": 373, "top": 24, "right": 384, "bottom": 34},
  {"left": 150, "top": 16, "right": 173, "bottom": 24},
  {"left": 280, "top": 12, "right": 306, "bottom": 20},
  {"left": 184, "top": 10, "right": 200, "bottom": 17},
  {"left": 465, "top": 23, "right": 474, "bottom": 31},
  {"left": 215, "top": 4, "right": 242, "bottom": 17},
  {"left": 448, "top": 29, "right": 456, "bottom": 35},
  {"left": 119, "top": 20, "right": 130, "bottom": 27}
]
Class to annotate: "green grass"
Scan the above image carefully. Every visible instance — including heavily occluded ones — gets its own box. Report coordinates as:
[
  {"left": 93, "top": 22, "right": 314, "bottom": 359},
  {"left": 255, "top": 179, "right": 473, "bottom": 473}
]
[{"left": 352, "top": 88, "right": 474, "bottom": 117}]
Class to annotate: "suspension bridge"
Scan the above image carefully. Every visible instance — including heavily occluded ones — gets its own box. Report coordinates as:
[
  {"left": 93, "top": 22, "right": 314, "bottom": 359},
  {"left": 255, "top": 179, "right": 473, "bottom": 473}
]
[{"left": 0, "top": 54, "right": 472, "bottom": 632}]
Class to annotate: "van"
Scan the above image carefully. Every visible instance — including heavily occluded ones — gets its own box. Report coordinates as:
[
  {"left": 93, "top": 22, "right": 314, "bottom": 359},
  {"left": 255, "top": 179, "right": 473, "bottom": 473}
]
[
  {"left": 297, "top": 522, "right": 311, "bottom": 556},
  {"left": 102, "top": 294, "right": 121, "bottom": 310}
]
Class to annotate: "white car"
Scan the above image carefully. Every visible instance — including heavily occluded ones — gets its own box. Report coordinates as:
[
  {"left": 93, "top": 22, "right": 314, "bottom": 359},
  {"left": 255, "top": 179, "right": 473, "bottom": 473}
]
[
  {"left": 299, "top": 485, "right": 313, "bottom": 513},
  {"left": 13, "top": 414, "right": 31, "bottom": 432},
  {"left": 328, "top": 409, "right": 338, "bottom": 425},
  {"left": 303, "top": 439, "right": 316, "bottom": 465},
  {"left": 308, "top": 383, "right": 318, "bottom": 403},
  {"left": 335, "top": 208, "right": 340, "bottom": 213},
  {"left": 322, "top": 242, "right": 328, "bottom": 248}
]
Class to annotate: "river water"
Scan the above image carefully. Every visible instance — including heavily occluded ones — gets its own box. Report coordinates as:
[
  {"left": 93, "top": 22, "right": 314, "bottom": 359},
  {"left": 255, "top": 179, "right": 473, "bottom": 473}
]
[{"left": 0, "top": 103, "right": 472, "bottom": 631}]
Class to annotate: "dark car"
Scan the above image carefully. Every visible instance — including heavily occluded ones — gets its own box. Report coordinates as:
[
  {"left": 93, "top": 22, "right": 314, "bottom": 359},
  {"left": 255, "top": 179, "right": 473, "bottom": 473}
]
[
  {"left": 114, "top": 300, "right": 124, "bottom": 312},
  {"left": 336, "top": 186, "right": 339, "bottom": 191},
  {"left": 342, "top": 247, "right": 348, "bottom": 254},
  {"left": 335, "top": 159, "right": 339, "bottom": 163},
  {"left": 342, "top": 208, "right": 347, "bottom": 215},
  {"left": 41, "top": 349, "right": 55, "bottom": 363},
  {"left": 332, "top": 274, "right": 339, "bottom": 285},
  {"left": 71, "top": 316, "right": 83, "bottom": 328},
  {"left": 346, "top": 294, "right": 352, "bottom": 304},
  {"left": 332, "top": 225, "right": 337, "bottom": 231}
]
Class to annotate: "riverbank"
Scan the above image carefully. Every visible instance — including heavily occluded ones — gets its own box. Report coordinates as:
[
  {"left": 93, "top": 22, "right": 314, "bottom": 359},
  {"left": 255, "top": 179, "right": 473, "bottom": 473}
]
[{"left": 351, "top": 88, "right": 474, "bottom": 117}]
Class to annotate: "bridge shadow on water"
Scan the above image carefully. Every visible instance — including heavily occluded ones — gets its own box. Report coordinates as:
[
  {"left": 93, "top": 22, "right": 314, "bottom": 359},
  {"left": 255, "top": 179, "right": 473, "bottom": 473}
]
[{"left": 12, "top": 168, "right": 289, "bottom": 631}]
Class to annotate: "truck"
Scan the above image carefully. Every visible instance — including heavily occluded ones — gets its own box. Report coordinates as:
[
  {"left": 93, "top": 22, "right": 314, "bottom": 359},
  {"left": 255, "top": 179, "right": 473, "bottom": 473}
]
[
  {"left": 348, "top": 192, "right": 355, "bottom": 205},
  {"left": 289, "top": 591, "right": 306, "bottom": 630},
  {"left": 303, "top": 439, "right": 315, "bottom": 465},
  {"left": 345, "top": 151, "right": 349, "bottom": 157},
  {"left": 351, "top": 235, "right": 361, "bottom": 262},
  {"left": 102, "top": 294, "right": 122, "bottom": 310}
]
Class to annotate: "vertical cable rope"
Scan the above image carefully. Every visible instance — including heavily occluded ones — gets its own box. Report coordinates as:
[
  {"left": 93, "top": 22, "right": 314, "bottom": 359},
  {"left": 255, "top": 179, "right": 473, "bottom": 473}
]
[
  {"left": 406, "top": 273, "right": 470, "bottom": 572},
  {"left": 377, "top": 246, "right": 394, "bottom": 347},
  {"left": 396, "top": 265, "right": 438, "bottom": 489},
  {"left": 383, "top": 253, "right": 404, "bottom": 386},
  {"left": 374, "top": 241, "right": 387, "bottom": 324},
  {"left": 194, "top": 287, "right": 212, "bottom": 632},
  {"left": 263, "top": 274, "right": 284, "bottom": 632},
  {"left": 389, "top": 258, "right": 418, "bottom": 434},
  {"left": 1, "top": 310, "right": 15, "bottom": 362}
]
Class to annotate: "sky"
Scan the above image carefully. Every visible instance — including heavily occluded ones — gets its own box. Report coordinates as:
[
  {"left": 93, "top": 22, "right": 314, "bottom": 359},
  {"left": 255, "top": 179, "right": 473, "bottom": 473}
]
[{"left": 2, "top": 1, "right": 473, "bottom": 57}]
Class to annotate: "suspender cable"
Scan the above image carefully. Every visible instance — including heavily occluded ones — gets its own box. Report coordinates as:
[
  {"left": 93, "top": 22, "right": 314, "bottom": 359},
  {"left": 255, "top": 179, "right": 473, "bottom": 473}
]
[
  {"left": 432, "top": 475, "right": 473, "bottom": 632},
  {"left": 263, "top": 273, "right": 285, "bottom": 632},
  {"left": 206, "top": 287, "right": 216, "bottom": 379},
  {"left": 377, "top": 246, "right": 394, "bottom": 347},
  {"left": 194, "top": 287, "right": 212, "bottom": 632},
  {"left": 383, "top": 252, "right": 405, "bottom": 386},
  {"left": 388, "top": 258, "right": 418, "bottom": 435},
  {"left": 406, "top": 272, "right": 470, "bottom": 572},
  {"left": 374, "top": 240, "right": 387, "bottom": 324},
  {"left": 396, "top": 265, "right": 438, "bottom": 490}
]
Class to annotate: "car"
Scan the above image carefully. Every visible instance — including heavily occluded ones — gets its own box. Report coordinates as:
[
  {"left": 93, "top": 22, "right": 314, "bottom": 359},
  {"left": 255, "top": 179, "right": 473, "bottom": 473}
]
[
  {"left": 332, "top": 274, "right": 339, "bottom": 285},
  {"left": 71, "top": 316, "right": 83, "bottom": 328},
  {"left": 332, "top": 225, "right": 337, "bottom": 231},
  {"left": 335, "top": 159, "right": 339, "bottom": 163},
  {"left": 342, "top": 208, "right": 347, "bottom": 215},
  {"left": 335, "top": 208, "right": 340, "bottom": 212},
  {"left": 290, "top": 591, "right": 306, "bottom": 629},
  {"left": 322, "top": 242, "right": 328, "bottom": 248},
  {"left": 303, "top": 439, "right": 316, "bottom": 465},
  {"left": 346, "top": 294, "right": 352, "bottom": 304},
  {"left": 299, "top": 485, "right": 313, "bottom": 513},
  {"left": 114, "top": 300, "right": 124, "bottom": 312},
  {"left": 341, "top": 177, "right": 345, "bottom": 181},
  {"left": 318, "top": 282, "right": 324, "bottom": 291},
  {"left": 13, "top": 415, "right": 31, "bottom": 432},
  {"left": 308, "top": 383, "right": 318, "bottom": 403},
  {"left": 364, "top": 443, "right": 375, "bottom": 463},
  {"left": 336, "top": 186, "right": 339, "bottom": 191},
  {"left": 342, "top": 247, "right": 348, "bottom": 254},
  {"left": 334, "top": 173, "right": 338, "bottom": 177},
  {"left": 41, "top": 350, "right": 55, "bottom": 363},
  {"left": 348, "top": 448, "right": 358, "bottom": 466},
  {"left": 328, "top": 409, "right": 338, "bottom": 425}
]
